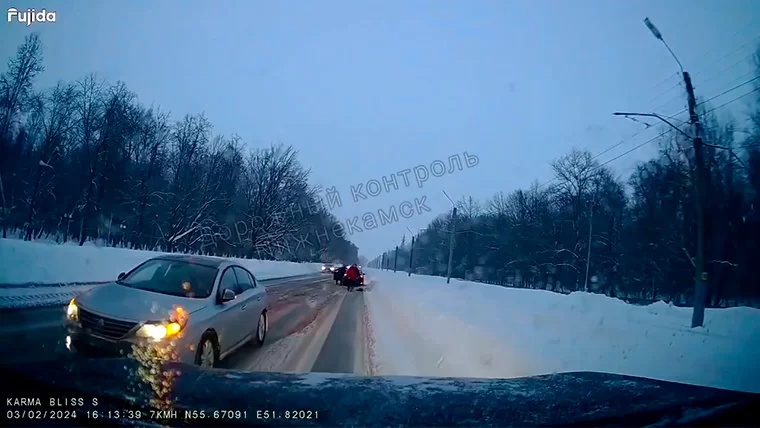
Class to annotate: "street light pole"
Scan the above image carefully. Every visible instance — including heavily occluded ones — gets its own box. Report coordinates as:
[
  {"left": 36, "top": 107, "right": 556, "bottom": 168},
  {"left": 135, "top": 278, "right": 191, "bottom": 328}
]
[
  {"left": 643, "top": 17, "right": 708, "bottom": 328},
  {"left": 684, "top": 71, "right": 709, "bottom": 328},
  {"left": 442, "top": 190, "right": 457, "bottom": 284},
  {"left": 408, "top": 236, "right": 415, "bottom": 276},
  {"left": 584, "top": 200, "right": 594, "bottom": 292},
  {"left": 446, "top": 207, "right": 457, "bottom": 284},
  {"left": 406, "top": 226, "right": 415, "bottom": 277}
]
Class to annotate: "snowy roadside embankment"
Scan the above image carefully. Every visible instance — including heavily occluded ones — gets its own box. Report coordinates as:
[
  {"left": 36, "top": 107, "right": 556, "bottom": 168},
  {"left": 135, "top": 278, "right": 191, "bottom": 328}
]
[
  {"left": 0, "top": 239, "right": 322, "bottom": 309},
  {"left": 364, "top": 269, "right": 760, "bottom": 393}
]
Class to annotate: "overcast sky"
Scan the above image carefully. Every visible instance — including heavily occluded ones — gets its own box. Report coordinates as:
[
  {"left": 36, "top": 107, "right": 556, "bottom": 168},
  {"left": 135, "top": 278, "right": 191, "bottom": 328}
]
[{"left": 2, "top": 0, "right": 758, "bottom": 257}]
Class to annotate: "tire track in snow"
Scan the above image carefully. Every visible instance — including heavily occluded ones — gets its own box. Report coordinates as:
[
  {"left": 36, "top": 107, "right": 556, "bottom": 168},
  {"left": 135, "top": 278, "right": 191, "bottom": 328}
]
[{"left": 220, "top": 278, "right": 340, "bottom": 370}]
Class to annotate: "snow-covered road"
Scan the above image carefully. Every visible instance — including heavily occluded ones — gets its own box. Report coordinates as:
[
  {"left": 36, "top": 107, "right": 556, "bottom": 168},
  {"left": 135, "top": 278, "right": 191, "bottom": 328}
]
[
  {"left": 0, "top": 239, "right": 369, "bottom": 376},
  {"left": 0, "top": 275, "right": 370, "bottom": 376},
  {"left": 2, "top": 239, "right": 759, "bottom": 394}
]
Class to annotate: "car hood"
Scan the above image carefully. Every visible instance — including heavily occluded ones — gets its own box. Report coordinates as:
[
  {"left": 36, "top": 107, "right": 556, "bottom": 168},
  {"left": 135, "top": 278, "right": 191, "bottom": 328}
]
[
  {"left": 3, "top": 358, "right": 758, "bottom": 427},
  {"left": 75, "top": 282, "right": 209, "bottom": 322}
]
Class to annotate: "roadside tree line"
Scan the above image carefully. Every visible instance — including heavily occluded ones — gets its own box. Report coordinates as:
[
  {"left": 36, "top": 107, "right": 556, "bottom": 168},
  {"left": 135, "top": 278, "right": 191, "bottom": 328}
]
[
  {"left": 0, "top": 34, "right": 359, "bottom": 264},
  {"left": 377, "top": 47, "right": 760, "bottom": 308}
]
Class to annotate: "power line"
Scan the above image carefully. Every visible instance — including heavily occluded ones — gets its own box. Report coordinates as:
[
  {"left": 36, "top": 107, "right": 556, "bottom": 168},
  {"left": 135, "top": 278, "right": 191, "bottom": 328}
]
[
  {"left": 645, "top": 36, "right": 759, "bottom": 115},
  {"left": 697, "top": 51, "right": 758, "bottom": 88},
  {"left": 648, "top": 51, "right": 758, "bottom": 115},
  {"left": 703, "top": 86, "right": 760, "bottom": 115},
  {"left": 537, "top": 86, "right": 760, "bottom": 190},
  {"left": 645, "top": 23, "right": 758, "bottom": 94},
  {"left": 539, "top": 32, "right": 760, "bottom": 188},
  {"left": 548, "top": 90, "right": 678, "bottom": 166},
  {"left": 692, "top": 35, "right": 760, "bottom": 80},
  {"left": 561, "top": 36, "right": 760, "bottom": 166},
  {"left": 645, "top": 80, "right": 683, "bottom": 109},
  {"left": 595, "top": 129, "right": 673, "bottom": 169},
  {"left": 644, "top": 75, "right": 759, "bottom": 130},
  {"left": 597, "top": 87, "right": 760, "bottom": 171},
  {"left": 604, "top": 77, "right": 753, "bottom": 169},
  {"left": 591, "top": 127, "right": 652, "bottom": 161},
  {"left": 697, "top": 75, "right": 760, "bottom": 107}
]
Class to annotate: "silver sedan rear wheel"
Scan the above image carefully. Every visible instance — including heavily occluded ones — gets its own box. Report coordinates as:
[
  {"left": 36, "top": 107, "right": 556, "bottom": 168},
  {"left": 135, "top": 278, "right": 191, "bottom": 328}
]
[{"left": 256, "top": 312, "right": 267, "bottom": 345}]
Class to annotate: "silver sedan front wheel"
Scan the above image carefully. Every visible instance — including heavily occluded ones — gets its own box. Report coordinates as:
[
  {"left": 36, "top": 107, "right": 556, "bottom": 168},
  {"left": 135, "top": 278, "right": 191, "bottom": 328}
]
[
  {"left": 200, "top": 341, "right": 215, "bottom": 367},
  {"left": 195, "top": 336, "right": 218, "bottom": 368}
]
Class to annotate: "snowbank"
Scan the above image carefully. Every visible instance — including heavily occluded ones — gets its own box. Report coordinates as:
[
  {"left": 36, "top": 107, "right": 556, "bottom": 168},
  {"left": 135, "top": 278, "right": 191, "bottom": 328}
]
[
  {"left": 0, "top": 238, "right": 321, "bottom": 284},
  {"left": 0, "top": 238, "right": 322, "bottom": 309},
  {"left": 0, "top": 284, "right": 99, "bottom": 310},
  {"left": 365, "top": 269, "right": 760, "bottom": 393}
]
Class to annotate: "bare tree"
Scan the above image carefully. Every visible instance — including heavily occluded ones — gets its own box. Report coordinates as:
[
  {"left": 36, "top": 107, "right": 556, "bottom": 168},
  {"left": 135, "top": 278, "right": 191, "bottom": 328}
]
[
  {"left": 23, "top": 82, "right": 78, "bottom": 240},
  {"left": 240, "top": 144, "right": 311, "bottom": 259},
  {"left": 76, "top": 81, "right": 136, "bottom": 245},
  {"left": 0, "top": 33, "right": 44, "bottom": 237},
  {"left": 0, "top": 33, "right": 44, "bottom": 138},
  {"left": 122, "top": 106, "right": 170, "bottom": 248},
  {"left": 162, "top": 113, "right": 213, "bottom": 251}
]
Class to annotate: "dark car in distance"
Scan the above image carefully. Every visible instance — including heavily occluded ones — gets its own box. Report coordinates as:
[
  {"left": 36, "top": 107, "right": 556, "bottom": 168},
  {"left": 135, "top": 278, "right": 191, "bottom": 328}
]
[{"left": 333, "top": 265, "right": 347, "bottom": 284}]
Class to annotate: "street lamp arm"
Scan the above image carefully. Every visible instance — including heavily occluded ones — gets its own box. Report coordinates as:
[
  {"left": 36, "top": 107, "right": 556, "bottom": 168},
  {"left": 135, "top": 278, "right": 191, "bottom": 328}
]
[
  {"left": 442, "top": 190, "right": 455, "bottom": 207},
  {"left": 661, "top": 39, "right": 684, "bottom": 75},
  {"left": 701, "top": 142, "right": 748, "bottom": 170},
  {"left": 644, "top": 18, "right": 684, "bottom": 74},
  {"left": 614, "top": 113, "right": 748, "bottom": 170},
  {"left": 613, "top": 112, "right": 692, "bottom": 140}
]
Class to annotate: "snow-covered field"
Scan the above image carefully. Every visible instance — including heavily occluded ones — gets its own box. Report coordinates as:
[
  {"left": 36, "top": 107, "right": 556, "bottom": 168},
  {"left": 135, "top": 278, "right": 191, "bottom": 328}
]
[
  {"left": 0, "top": 239, "right": 322, "bottom": 309},
  {"left": 365, "top": 269, "right": 760, "bottom": 394}
]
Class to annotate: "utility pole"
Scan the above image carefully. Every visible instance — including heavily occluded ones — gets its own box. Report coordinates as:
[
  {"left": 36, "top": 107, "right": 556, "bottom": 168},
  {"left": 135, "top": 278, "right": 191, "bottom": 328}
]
[
  {"left": 107, "top": 213, "right": 114, "bottom": 245},
  {"left": 684, "top": 71, "right": 708, "bottom": 328},
  {"left": 381, "top": 252, "right": 385, "bottom": 271},
  {"left": 393, "top": 246, "right": 398, "bottom": 272},
  {"left": 584, "top": 201, "right": 594, "bottom": 292},
  {"left": 408, "top": 235, "right": 415, "bottom": 276},
  {"left": 642, "top": 18, "right": 707, "bottom": 328},
  {"left": 0, "top": 174, "right": 6, "bottom": 238},
  {"left": 446, "top": 207, "right": 457, "bottom": 284}
]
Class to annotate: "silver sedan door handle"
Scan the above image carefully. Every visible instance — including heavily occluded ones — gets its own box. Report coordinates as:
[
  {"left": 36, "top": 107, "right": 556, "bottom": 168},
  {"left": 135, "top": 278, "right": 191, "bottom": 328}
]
[
  {"left": 257, "top": 296, "right": 262, "bottom": 301},
  {"left": 241, "top": 304, "right": 247, "bottom": 310}
]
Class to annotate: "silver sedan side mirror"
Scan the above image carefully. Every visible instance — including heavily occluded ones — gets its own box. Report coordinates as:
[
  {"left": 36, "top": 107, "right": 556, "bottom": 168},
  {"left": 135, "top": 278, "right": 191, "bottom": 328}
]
[{"left": 221, "top": 288, "right": 236, "bottom": 302}]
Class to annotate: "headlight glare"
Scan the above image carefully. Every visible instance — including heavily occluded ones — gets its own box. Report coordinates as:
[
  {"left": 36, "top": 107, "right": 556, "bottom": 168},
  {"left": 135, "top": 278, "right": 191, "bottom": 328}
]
[
  {"left": 137, "top": 322, "right": 182, "bottom": 341},
  {"left": 166, "top": 322, "right": 182, "bottom": 336},
  {"left": 66, "top": 299, "right": 78, "bottom": 320}
]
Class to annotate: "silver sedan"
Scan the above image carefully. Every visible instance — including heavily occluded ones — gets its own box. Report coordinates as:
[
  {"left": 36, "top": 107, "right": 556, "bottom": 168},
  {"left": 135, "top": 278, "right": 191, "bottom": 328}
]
[{"left": 64, "top": 254, "right": 269, "bottom": 368}]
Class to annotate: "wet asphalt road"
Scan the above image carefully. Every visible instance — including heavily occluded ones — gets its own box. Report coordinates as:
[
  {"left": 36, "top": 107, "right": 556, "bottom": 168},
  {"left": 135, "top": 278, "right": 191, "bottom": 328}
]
[{"left": 0, "top": 274, "right": 369, "bottom": 374}]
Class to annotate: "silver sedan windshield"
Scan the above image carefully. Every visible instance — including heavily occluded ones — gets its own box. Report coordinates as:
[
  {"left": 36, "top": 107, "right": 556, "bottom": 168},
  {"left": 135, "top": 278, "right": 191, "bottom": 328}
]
[{"left": 119, "top": 259, "right": 217, "bottom": 298}]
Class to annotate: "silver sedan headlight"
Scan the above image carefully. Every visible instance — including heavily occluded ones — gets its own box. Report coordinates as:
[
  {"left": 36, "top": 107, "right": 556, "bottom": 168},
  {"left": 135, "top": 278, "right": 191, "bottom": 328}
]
[
  {"left": 66, "top": 298, "right": 79, "bottom": 321},
  {"left": 136, "top": 307, "right": 188, "bottom": 342},
  {"left": 137, "top": 322, "right": 183, "bottom": 342}
]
